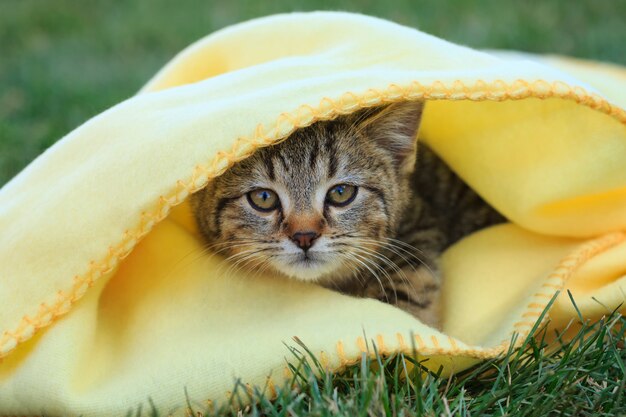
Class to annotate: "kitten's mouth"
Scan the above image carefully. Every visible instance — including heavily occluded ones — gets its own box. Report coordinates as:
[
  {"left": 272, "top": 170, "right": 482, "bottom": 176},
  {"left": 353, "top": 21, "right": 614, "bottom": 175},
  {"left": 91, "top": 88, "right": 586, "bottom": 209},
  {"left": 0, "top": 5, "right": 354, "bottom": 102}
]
[
  {"left": 286, "top": 252, "right": 327, "bottom": 267},
  {"left": 274, "top": 251, "right": 340, "bottom": 281}
]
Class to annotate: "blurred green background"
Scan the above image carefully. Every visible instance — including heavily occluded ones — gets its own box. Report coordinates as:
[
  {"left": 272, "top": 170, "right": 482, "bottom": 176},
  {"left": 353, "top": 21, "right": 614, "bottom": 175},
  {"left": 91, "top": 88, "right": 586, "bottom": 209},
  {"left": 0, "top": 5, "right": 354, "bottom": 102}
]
[{"left": 1, "top": 0, "right": 625, "bottom": 186}]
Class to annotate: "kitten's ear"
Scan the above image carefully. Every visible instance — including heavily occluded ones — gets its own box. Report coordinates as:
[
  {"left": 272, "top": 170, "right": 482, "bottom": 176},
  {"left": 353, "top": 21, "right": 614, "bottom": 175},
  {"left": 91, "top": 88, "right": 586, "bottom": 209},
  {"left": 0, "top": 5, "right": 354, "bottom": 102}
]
[{"left": 359, "top": 101, "right": 424, "bottom": 174}]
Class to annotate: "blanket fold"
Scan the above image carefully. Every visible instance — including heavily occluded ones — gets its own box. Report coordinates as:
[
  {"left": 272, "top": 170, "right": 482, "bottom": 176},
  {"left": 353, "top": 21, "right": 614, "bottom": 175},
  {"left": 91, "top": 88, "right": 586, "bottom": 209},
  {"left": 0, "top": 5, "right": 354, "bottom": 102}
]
[{"left": 1, "top": 11, "right": 625, "bottom": 416}]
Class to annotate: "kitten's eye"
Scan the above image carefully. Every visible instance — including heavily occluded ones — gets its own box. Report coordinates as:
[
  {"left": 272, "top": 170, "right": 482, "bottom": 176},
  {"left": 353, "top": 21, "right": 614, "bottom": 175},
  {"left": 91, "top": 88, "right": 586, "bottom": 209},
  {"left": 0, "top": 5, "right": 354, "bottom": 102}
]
[
  {"left": 247, "top": 189, "right": 280, "bottom": 212},
  {"left": 326, "top": 184, "right": 358, "bottom": 207}
]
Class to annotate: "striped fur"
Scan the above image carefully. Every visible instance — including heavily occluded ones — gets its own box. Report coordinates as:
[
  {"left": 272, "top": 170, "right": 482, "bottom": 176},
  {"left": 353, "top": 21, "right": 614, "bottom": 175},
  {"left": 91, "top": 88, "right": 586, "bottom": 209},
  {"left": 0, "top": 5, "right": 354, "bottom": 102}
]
[{"left": 191, "top": 102, "right": 504, "bottom": 327}]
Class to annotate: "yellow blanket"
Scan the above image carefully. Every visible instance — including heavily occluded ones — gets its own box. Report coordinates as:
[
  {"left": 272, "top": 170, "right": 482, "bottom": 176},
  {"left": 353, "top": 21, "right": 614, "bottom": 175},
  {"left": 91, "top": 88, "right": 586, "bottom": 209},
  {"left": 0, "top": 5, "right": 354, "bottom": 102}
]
[{"left": 1, "top": 11, "right": 625, "bottom": 416}]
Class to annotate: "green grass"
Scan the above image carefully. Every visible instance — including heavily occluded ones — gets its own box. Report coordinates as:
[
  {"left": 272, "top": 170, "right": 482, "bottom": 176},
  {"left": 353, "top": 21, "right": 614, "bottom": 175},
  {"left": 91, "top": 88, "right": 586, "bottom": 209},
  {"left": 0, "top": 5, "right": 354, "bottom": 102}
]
[
  {"left": 172, "top": 306, "right": 626, "bottom": 417},
  {"left": 2, "top": 1, "right": 626, "bottom": 416}
]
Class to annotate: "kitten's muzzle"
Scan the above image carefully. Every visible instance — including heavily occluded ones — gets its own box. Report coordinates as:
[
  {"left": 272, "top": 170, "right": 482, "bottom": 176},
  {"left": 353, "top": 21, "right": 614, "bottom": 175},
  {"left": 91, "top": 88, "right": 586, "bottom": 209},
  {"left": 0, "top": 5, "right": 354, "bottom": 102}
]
[{"left": 290, "top": 231, "right": 320, "bottom": 251}]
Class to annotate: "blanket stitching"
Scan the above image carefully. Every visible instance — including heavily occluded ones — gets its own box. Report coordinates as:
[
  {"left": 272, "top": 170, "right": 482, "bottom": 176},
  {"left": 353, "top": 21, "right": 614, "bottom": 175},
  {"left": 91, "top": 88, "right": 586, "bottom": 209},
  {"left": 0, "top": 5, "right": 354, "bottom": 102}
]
[{"left": 1, "top": 78, "right": 625, "bottom": 362}]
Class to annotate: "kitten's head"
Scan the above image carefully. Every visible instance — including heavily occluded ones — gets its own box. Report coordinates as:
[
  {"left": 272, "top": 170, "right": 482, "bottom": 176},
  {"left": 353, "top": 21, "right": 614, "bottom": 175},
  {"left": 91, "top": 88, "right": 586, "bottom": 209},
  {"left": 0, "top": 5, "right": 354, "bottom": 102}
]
[{"left": 191, "top": 102, "right": 423, "bottom": 284}]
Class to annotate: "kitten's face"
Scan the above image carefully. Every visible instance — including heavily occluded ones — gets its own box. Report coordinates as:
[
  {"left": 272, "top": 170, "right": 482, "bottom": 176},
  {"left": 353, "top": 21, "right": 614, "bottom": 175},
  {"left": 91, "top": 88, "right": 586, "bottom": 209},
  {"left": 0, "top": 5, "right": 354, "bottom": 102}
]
[{"left": 191, "top": 102, "right": 423, "bottom": 284}]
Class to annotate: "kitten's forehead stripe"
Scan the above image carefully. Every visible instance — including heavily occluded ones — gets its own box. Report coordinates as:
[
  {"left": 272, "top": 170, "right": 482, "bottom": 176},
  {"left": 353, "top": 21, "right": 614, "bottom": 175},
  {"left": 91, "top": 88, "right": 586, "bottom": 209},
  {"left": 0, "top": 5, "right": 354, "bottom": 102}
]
[
  {"left": 263, "top": 156, "right": 275, "bottom": 181},
  {"left": 309, "top": 136, "right": 319, "bottom": 170},
  {"left": 320, "top": 128, "right": 336, "bottom": 178},
  {"left": 276, "top": 152, "right": 289, "bottom": 172}
]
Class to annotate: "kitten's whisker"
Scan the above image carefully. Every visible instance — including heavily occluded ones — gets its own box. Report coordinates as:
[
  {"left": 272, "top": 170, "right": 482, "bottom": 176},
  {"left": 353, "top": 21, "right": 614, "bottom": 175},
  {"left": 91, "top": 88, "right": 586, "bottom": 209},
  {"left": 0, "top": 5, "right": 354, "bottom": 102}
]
[
  {"left": 345, "top": 234, "right": 429, "bottom": 259},
  {"left": 383, "top": 237, "right": 431, "bottom": 257},
  {"left": 219, "top": 247, "right": 266, "bottom": 277},
  {"left": 224, "top": 252, "right": 262, "bottom": 278},
  {"left": 350, "top": 262, "right": 367, "bottom": 286},
  {"left": 254, "top": 258, "right": 275, "bottom": 279},
  {"left": 355, "top": 245, "right": 422, "bottom": 302},
  {"left": 235, "top": 254, "right": 266, "bottom": 278},
  {"left": 344, "top": 253, "right": 387, "bottom": 302},
  {"left": 201, "top": 238, "right": 268, "bottom": 256},
  {"left": 243, "top": 253, "right": 276, "bottom": 280},
  {"left": 381, "top": 237, "right": 442, "bottom": 275},
  {"left": 353, "top": 244, "right": 410, "bottom": 287},
  {"left": 335, "top": 238, "right": 432, "bottom": 304},
  {"left": 160, "top": 242, "right": 251, "bottom": 282},
  {"left": 326, "top": 254, "right": 365, "bottom": 290},
  {"left": 212, "top": 241, "right": 280, "bottom": 278},
  {"left": 350, "top": 251, "right": 395, "bottom": 304},
  {"left": 331, "top": 238, "right": 419, "bottom": 274},
  {"left": 224, "top": 248, "right": 275, "bottom": 273},
  {"left": 377, "top": 240, "right": 439, "bottom": 283},
  {"left": 227, "top": 254, "right": 266, "bottom": 288},
  {"left": 163, "top": 247, "right": 212, "bottom": 278},
  {"left": 351, "top": 247, "right": 404, "bottom": 304},
  {"left": 339, "top": 256, "right": 366, "bottom": 287},
  {"left": 369, "top": 242, "right": 420, "bottom": 274},
  {"left": 376, "top": 243, "right": 439, "bottom": 290},
  {"left": 345, "top": 235, "right": 439, "bottom": 280},
  {"left": 352, "top": 238, "right": 423, "bottom": 274},
  {"left": 345, "top": 255, "right": 373, "bottom": 291},
  {"left": 177, "top": 238, "right": 265, "bottom": 271}
]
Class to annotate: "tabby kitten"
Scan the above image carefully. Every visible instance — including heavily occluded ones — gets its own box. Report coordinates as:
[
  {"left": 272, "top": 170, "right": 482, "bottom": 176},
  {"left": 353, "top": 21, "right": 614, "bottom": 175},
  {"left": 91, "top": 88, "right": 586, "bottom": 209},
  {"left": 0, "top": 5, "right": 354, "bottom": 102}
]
[{"left": 191, "top": 102, "right": 503, "bottom": 327}]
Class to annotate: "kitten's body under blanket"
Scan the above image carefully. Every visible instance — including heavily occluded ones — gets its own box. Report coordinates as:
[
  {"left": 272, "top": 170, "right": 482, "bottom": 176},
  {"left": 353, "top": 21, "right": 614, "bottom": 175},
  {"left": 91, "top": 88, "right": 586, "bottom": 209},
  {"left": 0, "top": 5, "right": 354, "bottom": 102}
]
[{"left": 191, "top": 102, "right": 504, "bottom": 327}]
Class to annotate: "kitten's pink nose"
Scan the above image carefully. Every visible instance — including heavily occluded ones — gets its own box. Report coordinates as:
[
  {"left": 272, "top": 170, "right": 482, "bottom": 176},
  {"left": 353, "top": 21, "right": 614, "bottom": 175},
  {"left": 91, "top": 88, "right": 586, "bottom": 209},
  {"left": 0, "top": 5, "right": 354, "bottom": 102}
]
[{"left": 291, "top": 231, "right": 320, "bottom": 251}]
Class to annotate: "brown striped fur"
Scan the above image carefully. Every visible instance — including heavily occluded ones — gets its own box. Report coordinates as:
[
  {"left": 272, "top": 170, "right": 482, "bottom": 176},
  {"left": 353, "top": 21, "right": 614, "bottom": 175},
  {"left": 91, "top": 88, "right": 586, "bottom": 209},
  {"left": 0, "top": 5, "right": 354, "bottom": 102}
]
[{"left": 191, "top": 102, "right": 504, "bottom": 327}]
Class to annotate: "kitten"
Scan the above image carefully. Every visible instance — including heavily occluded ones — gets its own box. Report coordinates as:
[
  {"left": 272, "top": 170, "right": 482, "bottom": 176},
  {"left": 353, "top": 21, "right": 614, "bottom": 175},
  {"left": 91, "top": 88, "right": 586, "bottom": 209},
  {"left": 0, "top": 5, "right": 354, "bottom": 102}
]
[{"left": 190, "top": 102, "right": 504, "bottom": 327}]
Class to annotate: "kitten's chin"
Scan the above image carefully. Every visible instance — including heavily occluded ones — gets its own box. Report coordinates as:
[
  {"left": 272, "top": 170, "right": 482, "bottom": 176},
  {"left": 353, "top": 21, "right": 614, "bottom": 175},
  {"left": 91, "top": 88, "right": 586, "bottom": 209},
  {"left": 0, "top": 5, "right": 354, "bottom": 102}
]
[{"left": 272, "top": 253, "right": 345, "bottom": 283}]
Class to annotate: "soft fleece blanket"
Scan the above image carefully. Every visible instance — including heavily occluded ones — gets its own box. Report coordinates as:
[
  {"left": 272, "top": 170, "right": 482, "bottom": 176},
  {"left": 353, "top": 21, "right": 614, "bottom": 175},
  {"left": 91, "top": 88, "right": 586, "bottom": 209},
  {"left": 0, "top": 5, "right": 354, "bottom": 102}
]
[{"left": 1, "top": 12, "right": 625, "bottom": 416}]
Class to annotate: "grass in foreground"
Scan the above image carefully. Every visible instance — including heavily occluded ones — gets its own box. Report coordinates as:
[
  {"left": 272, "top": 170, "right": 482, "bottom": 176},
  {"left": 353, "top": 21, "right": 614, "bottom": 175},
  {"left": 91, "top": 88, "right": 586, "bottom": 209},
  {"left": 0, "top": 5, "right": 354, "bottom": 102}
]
[{"left": 175, "top": 309, "right": 626, "bottom": 417}]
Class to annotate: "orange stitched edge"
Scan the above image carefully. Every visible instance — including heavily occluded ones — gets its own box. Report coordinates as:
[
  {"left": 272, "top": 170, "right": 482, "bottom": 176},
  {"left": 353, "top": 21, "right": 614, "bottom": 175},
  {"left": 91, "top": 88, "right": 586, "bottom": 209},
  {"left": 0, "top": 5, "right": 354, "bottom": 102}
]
[
  {"left": 335, "top": 340, "right": 348, "bottom": 366},
  {"left": 1, "top": 78, "right": 625, "bottom": 359},
  {"left": 266, "top": 378, "right": 277, "bottom": 397},
  {"left": 375, "top": 335, "right": 386, "bottom": 354},
  {"left": 494, "top": 231, "right": 626, "bottom": 349},
  {"left": 396, "top": 333, "right": 408, "bottom": 351},
  {"left": 317, "top": 351, "right": 328, "bottom": 369},
  {"left": 356, "top": 337, "right": 367, "bottom": 353},
  {"left": 414, "top": 334, "right": 426, "bottom": 350}
]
